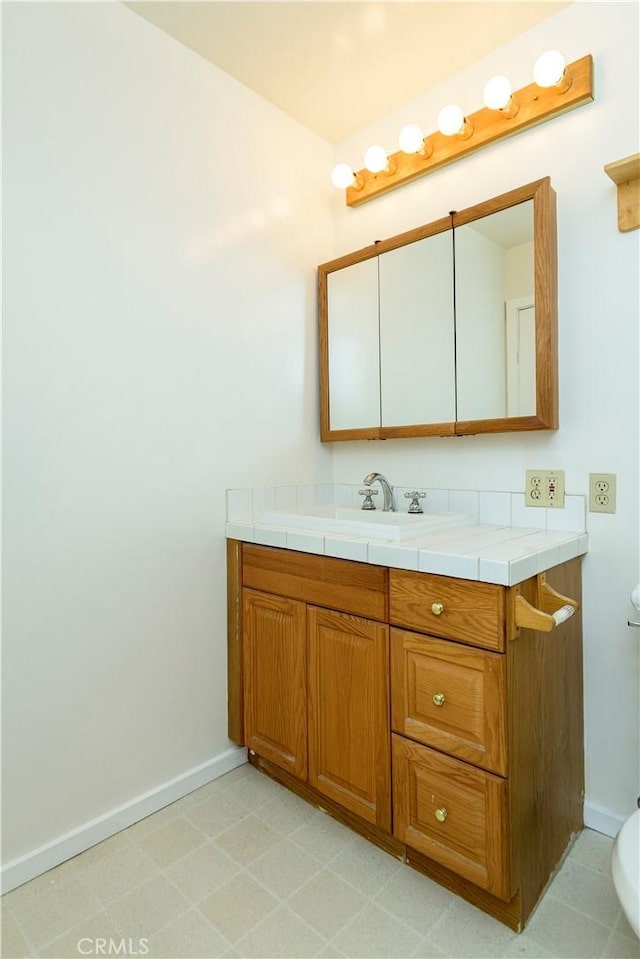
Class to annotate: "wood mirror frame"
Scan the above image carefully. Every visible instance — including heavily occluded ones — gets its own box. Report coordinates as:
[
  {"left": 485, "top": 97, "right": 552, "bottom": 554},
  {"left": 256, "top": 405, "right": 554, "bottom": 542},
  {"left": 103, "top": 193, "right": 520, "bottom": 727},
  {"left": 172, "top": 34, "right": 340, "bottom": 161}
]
[{"left": 318, "top": 177, "right": 557, "bottom": 442}]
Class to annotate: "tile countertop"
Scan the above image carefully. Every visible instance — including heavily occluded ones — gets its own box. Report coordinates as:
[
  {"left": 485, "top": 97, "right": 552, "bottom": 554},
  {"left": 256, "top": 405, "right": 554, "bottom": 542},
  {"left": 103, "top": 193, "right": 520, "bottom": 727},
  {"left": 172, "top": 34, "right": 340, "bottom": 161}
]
[{"left": 226, "top": 485, "right": 588, "bottom": 587}]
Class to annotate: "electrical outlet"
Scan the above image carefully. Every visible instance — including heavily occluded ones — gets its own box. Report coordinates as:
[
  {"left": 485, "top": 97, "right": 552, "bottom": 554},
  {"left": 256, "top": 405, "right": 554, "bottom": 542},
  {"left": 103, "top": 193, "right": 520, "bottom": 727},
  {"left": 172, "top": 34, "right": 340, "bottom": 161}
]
[
  {"left": 589, "top": 473, "right": 616, "bottom": 513},
  {"left": 525, "top": 470, "right": 565, "bottom": 508}
]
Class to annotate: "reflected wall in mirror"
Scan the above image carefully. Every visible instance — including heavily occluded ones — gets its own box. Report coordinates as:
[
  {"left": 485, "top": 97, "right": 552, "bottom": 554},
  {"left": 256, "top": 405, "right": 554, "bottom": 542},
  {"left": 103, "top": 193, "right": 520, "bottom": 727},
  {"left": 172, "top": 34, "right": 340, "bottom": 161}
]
[
  {"left": 379, "top": 230, "right": 455, "bottom": 427},
  {"left": 327, "top": 257, "right": 379, "bottom": 432},
  {"left": 318, "top": 178, "right": 557, "bottom": 441},
  {"left": 454, "top": 201, "right": 535, "bottom": 422}
]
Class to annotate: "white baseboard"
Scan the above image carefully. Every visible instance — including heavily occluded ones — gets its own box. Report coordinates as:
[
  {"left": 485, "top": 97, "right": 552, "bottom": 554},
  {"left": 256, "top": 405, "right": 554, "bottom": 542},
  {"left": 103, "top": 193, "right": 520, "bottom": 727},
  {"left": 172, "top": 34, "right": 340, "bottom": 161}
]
[
  {"left": 583, "top": 800, "right": 626, "bottom": 838},
  {"left": 1, "top": 745, "right": 246, "bottom": 894}
]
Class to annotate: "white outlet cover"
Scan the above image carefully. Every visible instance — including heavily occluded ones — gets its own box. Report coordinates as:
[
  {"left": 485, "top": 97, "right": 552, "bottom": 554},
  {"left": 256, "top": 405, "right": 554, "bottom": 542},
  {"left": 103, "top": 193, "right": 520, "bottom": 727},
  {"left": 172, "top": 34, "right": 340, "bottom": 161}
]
[{"left": 589, "top": 473, "right": 616, "bottom": 513}]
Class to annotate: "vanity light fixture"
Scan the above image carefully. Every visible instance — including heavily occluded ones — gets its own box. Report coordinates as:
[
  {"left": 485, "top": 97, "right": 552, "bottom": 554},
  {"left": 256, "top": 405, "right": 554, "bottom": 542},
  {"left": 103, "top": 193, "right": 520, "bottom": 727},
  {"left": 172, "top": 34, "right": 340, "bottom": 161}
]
[
  {"left": 482, "top": 75, "right": 519, "bottom": 118},
  {"left": 533, "top": 50, "right": 571, "bottom": 93},
  {"left": 398, "top": 123, "right": 433, "bottom": 158},
  {"left": 334, "top": 52, "right": 593, "bottom": 207},
  {"left": 363, "top": 144, "right": 396, "bottom": 175},
  {"left": 437, "top": 104, "right": 473, "bottom": 139},
  {"left": 331, "top": 163, "right": 363, "bottom": 190}
]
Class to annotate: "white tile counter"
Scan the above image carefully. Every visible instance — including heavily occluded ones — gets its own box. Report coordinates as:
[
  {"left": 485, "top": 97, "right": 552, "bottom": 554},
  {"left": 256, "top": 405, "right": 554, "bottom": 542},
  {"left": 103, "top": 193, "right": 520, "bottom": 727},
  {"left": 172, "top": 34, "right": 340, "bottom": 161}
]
[{"left": 226, "top": 484, "right": 588, "bottom": 587}]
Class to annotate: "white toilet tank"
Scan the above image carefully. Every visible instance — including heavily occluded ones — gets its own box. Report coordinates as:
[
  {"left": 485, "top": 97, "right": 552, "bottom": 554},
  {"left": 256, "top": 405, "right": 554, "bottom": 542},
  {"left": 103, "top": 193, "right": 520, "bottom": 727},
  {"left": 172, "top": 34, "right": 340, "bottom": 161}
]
[{"left": 611, "top": 808, "right": 640, "bottom": 938}]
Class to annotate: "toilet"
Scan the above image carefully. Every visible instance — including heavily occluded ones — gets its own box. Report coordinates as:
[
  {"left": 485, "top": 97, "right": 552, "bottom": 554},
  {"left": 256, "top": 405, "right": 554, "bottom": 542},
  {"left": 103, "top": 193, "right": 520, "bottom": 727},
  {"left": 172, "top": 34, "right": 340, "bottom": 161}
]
[{"left": 611, "top": 808, "right": 640, "bottom": 938}]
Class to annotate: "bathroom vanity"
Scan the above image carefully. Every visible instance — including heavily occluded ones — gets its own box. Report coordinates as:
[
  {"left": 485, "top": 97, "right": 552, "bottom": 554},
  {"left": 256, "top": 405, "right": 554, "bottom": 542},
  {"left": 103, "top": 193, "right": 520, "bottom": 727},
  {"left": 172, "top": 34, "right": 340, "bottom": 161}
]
[{"left": 226, "top": 499, "right": 586, "bottom": 932}]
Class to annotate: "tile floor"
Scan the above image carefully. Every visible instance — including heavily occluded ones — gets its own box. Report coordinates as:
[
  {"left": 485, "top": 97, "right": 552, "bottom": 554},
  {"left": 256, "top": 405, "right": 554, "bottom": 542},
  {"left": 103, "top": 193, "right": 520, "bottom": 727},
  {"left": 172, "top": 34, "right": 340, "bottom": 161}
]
[{"left": 2, "top": 763, "right": 638, "bottom": 959}]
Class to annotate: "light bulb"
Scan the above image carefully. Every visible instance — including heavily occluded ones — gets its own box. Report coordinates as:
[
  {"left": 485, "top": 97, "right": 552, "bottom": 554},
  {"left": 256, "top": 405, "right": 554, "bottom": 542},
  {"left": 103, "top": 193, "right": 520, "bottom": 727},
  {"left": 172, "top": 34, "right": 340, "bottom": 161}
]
[
  {"left": 533, "top": 50, "right": 567, "bottom": 88},
  {"left": 437, "top": 104, "right": 471, "bottom": 138},
  {"left": 364, "top": 145, "right": 389, "bottom": 174},
  {"left": 331, "top": 163, "right": 356, "bottom": 189},
  {"left": 398, "top": 124, "right": 425, "bottom": 154},
  {"left": 483, "top": 75, "right": 513, "bottom": 111},
  {"left": 631, "top": 585, "right": 640, "bottom": 612}
]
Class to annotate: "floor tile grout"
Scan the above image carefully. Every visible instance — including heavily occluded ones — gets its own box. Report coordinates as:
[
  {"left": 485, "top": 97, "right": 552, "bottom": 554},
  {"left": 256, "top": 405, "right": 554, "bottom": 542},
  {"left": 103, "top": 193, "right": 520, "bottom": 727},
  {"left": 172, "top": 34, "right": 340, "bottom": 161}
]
[{"left": 544, "top": 886, "right": 622, "bottom": 930}]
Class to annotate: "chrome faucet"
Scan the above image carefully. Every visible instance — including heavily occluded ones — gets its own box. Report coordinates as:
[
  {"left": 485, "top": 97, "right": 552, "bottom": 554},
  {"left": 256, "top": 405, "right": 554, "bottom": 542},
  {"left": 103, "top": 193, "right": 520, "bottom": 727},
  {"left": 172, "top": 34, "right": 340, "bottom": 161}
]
[{"left": 363, "top": 472, "right": 396, "bottom": 512}]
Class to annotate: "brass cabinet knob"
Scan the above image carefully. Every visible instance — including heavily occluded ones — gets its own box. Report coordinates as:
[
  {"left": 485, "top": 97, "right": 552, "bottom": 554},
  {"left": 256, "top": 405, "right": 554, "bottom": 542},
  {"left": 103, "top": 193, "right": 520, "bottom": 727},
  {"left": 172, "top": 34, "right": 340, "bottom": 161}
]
[
  {"left": 431, "top": 602, "right": 444, "bottom": 616},
  {"left": 435, "top": 807, "right": 448, "bottom": 823},
  {"left": 432, "top": 693, "right": 446, "bottom": 707}
]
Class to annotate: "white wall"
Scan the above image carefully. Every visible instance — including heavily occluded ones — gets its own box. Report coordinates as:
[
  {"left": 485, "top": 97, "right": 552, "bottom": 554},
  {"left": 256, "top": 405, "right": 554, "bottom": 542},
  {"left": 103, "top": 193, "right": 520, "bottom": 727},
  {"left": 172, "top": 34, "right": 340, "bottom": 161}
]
[
  {"left": 327, "top": 1, "right": 639, "bottom": 829},
  {"left": 2, "top": 1, "right": 333, "bottom": 885}
]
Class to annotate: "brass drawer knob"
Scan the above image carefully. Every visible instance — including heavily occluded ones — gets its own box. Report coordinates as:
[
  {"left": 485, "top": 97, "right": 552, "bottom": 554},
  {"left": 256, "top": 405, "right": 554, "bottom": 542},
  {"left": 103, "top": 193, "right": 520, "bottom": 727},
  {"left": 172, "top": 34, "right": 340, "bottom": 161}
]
[
  {"left": 432, "top": 693, "right": 446, "bottom": 707},
  {"left": 431, "top": 602, "right": 444, "bottom": 616},
  {"left": 435, "top": 807, "right": 448, "bottom": 823}
]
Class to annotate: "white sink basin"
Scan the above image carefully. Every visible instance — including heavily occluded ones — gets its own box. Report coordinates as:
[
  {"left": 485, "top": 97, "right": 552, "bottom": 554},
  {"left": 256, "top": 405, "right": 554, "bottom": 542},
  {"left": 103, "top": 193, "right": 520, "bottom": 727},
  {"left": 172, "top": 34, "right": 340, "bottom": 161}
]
[{"left": 259, "top": 505, "right": 468, "bottom": 542}]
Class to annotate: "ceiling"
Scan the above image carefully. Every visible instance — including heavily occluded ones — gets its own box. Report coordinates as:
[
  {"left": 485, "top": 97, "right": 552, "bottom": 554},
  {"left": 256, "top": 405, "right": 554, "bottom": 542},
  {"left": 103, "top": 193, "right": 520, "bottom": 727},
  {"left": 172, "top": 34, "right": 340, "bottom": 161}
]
[{"left": 125, "top": 1, "right": 571, "bottom": 144}]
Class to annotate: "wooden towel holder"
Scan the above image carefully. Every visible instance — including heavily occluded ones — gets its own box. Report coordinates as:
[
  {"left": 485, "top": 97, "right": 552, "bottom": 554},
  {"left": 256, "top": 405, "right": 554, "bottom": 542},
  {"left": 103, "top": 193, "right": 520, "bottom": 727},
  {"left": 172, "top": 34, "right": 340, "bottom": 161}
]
[{"left": 514, "top": 574, "right": 579, "bottom": 633}]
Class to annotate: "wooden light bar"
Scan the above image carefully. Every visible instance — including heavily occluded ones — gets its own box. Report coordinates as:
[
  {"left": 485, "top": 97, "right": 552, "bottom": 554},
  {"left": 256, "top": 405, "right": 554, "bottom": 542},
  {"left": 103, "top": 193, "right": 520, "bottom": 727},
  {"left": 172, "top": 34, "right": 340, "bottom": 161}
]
[{"left": 345, "top": 55, "right": 593, "bottom": 208}]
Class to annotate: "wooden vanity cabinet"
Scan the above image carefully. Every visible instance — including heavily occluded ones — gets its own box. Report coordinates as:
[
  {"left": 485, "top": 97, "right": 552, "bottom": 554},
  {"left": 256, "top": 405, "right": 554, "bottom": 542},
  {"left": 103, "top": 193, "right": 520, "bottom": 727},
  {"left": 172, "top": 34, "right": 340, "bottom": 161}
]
[{"left": 228, "top": 541, "right": 584, "bottom": 932}]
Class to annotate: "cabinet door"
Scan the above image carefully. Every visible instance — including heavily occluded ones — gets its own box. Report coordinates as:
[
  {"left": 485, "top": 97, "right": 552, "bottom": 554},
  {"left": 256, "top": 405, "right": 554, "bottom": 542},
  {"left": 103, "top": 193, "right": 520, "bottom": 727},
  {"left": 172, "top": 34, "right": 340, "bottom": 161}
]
[
  {"left": 392, "top": 734, "right": 510, "bottom": 899},
  {"left": 308, "top": 607, "right": 390, "bottom": 830},
  {"left": 243, "top": 589, "right": 307, "bottom": 779}
]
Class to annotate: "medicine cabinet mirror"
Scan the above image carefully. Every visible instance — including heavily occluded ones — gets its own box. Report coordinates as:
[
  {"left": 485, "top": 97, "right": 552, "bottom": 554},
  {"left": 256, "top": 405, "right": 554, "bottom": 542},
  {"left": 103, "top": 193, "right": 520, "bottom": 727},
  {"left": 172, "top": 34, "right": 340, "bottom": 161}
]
[{"left": 318, "top": 178, "right": 557, "bottom": 441}]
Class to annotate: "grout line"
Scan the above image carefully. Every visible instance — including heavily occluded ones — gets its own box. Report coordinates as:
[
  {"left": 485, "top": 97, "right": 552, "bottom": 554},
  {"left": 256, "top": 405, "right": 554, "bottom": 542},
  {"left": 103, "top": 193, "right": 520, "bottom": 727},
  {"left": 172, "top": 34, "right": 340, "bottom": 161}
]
[
  {"left": 321, "top": 857, "right": 457, "bottom": 949},
  {"left": 545, "top": 889, "right": 621, "bottom": 932},
  {"left": 33, "top": 907, "right": 117, "bottom": 958},
  {"left": 543, "top": 889, "right": 621, "bottom": 934},
  {"left": 231, "top": 824, "right": 382, "bottom": 947},
  {"left": 601, "top": 923, "right": 620, "bottom": 958},
  {"left": 11, "top": 869, "right": 104, "bottom": 956},
  {"left": 3, "top": 901, "right": 41, "bottom": 958},
  {"left": 187, "top": 899, "right": 237, "bottom": 955},
  {"left": 232, "top": 900, "right": 330, "bottom": 957},
  {"left": 197, "top": 857, "right": 329, "bottom": 950}
]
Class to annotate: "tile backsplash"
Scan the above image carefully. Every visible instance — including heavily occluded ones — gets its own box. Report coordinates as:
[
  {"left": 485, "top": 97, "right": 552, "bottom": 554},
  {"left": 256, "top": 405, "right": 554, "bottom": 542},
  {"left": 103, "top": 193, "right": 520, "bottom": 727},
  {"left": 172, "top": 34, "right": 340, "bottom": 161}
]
[{"left": 226, "top": 483, "right": 586, "bottom": 534}]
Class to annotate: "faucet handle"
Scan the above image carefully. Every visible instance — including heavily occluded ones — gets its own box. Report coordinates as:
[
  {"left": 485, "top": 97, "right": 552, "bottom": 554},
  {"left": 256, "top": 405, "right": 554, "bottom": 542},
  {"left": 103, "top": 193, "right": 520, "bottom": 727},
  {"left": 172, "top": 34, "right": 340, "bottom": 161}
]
[
  {"left": 405, "top": 490, "right": 426, "bottom": 514},
  {"left": 358, "top": 488, "right": 379, "bottom": 510}
]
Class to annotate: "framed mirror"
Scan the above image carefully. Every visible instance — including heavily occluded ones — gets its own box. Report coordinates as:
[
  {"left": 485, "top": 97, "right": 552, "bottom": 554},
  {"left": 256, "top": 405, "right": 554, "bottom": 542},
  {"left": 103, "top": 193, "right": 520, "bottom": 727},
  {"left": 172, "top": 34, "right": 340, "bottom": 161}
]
[{"left": 318, "top": 178, "right": 557, "bottom": 441}]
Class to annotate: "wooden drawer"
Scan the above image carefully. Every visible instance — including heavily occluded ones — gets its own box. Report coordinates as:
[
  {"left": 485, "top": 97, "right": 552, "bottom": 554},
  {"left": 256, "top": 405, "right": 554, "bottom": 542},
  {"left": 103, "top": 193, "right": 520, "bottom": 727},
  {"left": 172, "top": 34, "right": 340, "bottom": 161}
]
[
  {"left": 392, "top": 734, "right": 510, "bottom": 899},
  {"left": 391, "top": 628, "right": 507, "bottom": 775},
  {"left": 389, "top": 570, "right": 505, "bottom": 651},
  {"left": 243, "top": 544, "right": 388, "bottom": 621}
]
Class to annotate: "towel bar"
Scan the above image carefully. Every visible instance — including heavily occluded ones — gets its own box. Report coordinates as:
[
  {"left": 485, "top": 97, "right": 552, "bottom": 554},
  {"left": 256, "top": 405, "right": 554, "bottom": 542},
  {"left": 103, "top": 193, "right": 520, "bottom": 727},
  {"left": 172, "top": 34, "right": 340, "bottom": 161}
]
[{"left": 513, "top": 576, "right": 579, "bottom": 633}]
